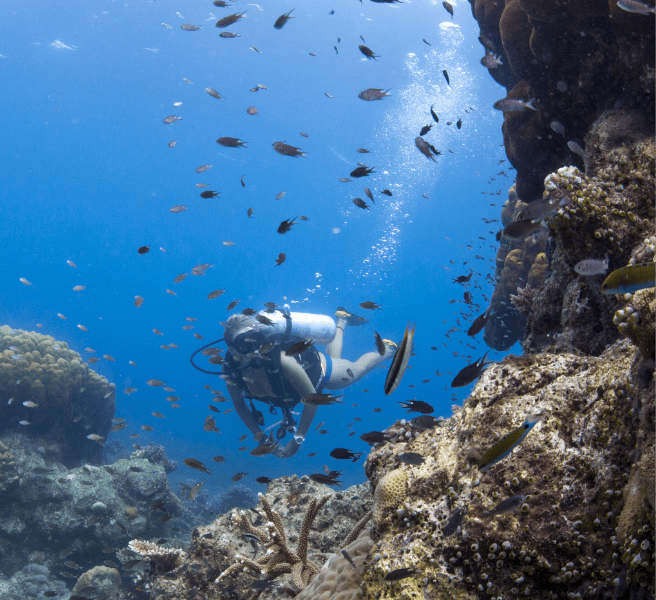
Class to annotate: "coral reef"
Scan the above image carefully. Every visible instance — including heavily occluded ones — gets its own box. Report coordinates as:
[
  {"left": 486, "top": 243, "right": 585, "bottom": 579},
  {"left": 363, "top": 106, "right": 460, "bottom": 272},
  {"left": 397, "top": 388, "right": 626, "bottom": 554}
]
[
  {"left": 139, "top": 475, "right": 374, "bottom": 599},
  {"left": 361, "top": 337, "right": 654, "bottom": 599},
  {"left": 296, "top": 533, "right": 372, "bottom": 600},
  {"left": 131, "top": 442, "right": 178, "bottom": 474},
  {"left": 72, "top": 565, "right": 123, "bottom": 600},
  {"left": 0, "top": 326, "right": 115, "bottom": 466},
  {"left": 468, "top": 0, "right": 655, "bottom": 200}
]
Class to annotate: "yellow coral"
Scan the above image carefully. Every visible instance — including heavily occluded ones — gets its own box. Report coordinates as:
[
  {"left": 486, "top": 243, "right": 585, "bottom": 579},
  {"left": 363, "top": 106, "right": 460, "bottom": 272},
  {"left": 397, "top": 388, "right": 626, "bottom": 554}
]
[
  {"left": 527, "top": 253, "right": 548, "bottom": 288},
  {"left": 373, "top": 468, "right": 407, "bottom": 524}
]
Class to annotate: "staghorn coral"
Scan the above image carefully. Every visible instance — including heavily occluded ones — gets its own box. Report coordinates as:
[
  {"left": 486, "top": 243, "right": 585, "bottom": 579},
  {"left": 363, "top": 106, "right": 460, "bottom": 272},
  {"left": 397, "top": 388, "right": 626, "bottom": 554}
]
[{"left": 216, "top": 492, "right": 329, "bottom": 596}]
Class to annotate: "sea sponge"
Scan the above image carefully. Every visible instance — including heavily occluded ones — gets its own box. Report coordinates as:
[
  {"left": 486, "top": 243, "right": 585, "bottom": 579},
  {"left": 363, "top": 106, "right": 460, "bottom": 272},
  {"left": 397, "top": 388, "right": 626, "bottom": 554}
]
[
  {"left": 296, "top": 533, "right": 372, "bottom": 600},
  {"left": 373, "top": 468, "right": 407, "bottom": 525}
]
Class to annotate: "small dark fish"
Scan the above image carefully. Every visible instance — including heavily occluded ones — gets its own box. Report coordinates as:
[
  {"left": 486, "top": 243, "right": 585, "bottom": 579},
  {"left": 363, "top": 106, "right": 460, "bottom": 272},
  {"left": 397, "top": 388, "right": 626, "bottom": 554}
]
[
  {"left": 456, "top": 118, "right": 462, "bottom": 129},
  {"left": 442, "top": 1, "right": 454, "bottom": 17},
  {"left": 59, "top": 571, "right": 76, "bottom": 579},
  {"left": 385, "top": 568, "right": 417, "bottom": 582},
  {"left": 359, "top": 44, "right": 379, "bottom": 60},
  {"left": 374, "top": 331, "right": 386, "bottom": 355},
  {"left": 301, "top": 393, "right": 345, "bottom": 406},
  {"left": 409, "top": 415, "right": 442, "bottom": 430},
  {"left": 256, "top": 476, "right": 273, "bottom": 484},
  {"left": 340, "top": 177, "right": 352, "bottom": 182},
  {"left": 205, "top": 87, "right": 224, "bottom": 100},
  {"left": 240, "top": 175, "right": 246, "bottom": 187},
  {"left": 180, "top": 24, "right": 201, "bottom": 31},
  {"left": 381, "top": 189, "right": 393, "bottom": 196},
  {"left": 423, "top": 38, "right": 431, "bottom": 45},
  {"left": 451, "top": 352, "right": 494, "bottom": 388},
  {"left": 483, "top": 495, "right": 525, "bottom": 517},
  {"left": 467, "top": 307, "right": 492, "bottom": 337},
  {"left": 358, "top": 88, "right": 391, "bottom": 101},
  {"left": 350, "top": 166, "right": 374, "bottom": 178},
  {"left": 430, "top": 104, "right": 439, "bottom": 123},
  {"left": 256, "top": 314, "right": 274, "bottom": 326},
  {"left": 211, "top": 455, "right": 226, "bottom": 463},
  {"left": 217, "top": 137, "right": 247, "bottom": 148},
  {"left": 334, "top": 45, "right": 338, "bottom": 54},
  {"left": 493, "top": 97, "right": 536, "bottom": 112},
  {"left": 216, "top": 12, "right": 247, "bottom": 28},
  {"left": 137, "top": 245, "right": 150, "bottom": 255},
  {"left": 273, "top": 141, "right": 307, "bottom": 157},
  {"left": 364, "top": 187, "right": 374, "bottom": 202},
  {"left": 274, "top": 9, "right": 294, "bottom": 29},
  {"left": 232, "top": 472, "right": 248, "bottom": 481},
  {"left": 398, "top": 452, "right": 425, "bottom": 465},
  {"left": 360, "top": 301, "right": 381, "bottom": 310},
  {"left": 384, "top": 322, "right": 414, "bottom": 396},
  {"left": 277, "top": 218, "right": 297, "bottom": 234},
  {"left": 64, "top": 560, "right": 83, "bottom": 570},
  {"left": 481, "top": 53, "right": 503, "bottom": 69},
  {"left": 464, "top": 291, "right": 473, "bottom": 304},
  {"left": 452, "top": 271, "right": 472, "bottom": 283},
  {"left": 359, "top": 431, "right": 391, "bottom": 445},
  {"left": 151, "top": 500, "right": 166, "bottom": 510},
  {"left": 309, "top": 474, "right": 342, "bottom": 487},
  {"left": 330, "top": 448, "right": 363, "bottom": 462},
  {"left": 415, "top": 137, "right": 436, "bottom": 162},
  {"left": 353, "top": 197, "right": 369, "bottom": 210},
  {"left": 398, "top": 400, "right": 434, "bottom": 414},
  {"left": 285, "top": 339, "right": 314, "bottom": 355},
  {"left": 497, "top": 218, "right": 546, "bottom": 242},
  {"left": 43, "top": 593, "right": 59, "bottom": 598},
  {"left": 242, "top": 308, "right": 257, "bottom": 316},
  {"left": 162, "top": 115, "right": 181, "bottom": 124},
  {"left": 247, "top": 207, "right": 254, "bottom": 217},
  {"left": 479, "top": 34, "right": 496, "bottom": 52},
  {"left": 274, "top": 253, "right": 286, "bottom": 266},
  {"left": 419, "top": 124, "right": 432, "bottom": 136},
  {"left": 442, "top": 507, "right": 467, "bottom": 536},
  {"left": 183, "top": 458, "right": 211, "bottom": 474},
  {"left": 200, "top": 190, "right": 219, "bottom": 199},
  {"left": 357, "top": 148, "right": 371, "bottom": 153},
  {"left": 442, "top": 70, "right": 450, "bottom": 86}
]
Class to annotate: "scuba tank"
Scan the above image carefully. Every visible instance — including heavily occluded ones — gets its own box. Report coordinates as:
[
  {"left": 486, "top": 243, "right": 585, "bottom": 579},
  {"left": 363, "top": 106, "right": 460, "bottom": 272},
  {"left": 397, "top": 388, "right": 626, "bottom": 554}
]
[{"left": 256, "top": 308, "right": 336, "bottom": 344}]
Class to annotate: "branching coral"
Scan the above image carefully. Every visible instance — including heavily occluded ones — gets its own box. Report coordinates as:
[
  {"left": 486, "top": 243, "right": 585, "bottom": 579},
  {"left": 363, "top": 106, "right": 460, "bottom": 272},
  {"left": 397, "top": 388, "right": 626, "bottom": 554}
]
[
  {"left": 216, "top": 492, "right": 330, "bottom": 598},
  {"left": 127, "top": 539, "right": 186, "bottom": 572}
]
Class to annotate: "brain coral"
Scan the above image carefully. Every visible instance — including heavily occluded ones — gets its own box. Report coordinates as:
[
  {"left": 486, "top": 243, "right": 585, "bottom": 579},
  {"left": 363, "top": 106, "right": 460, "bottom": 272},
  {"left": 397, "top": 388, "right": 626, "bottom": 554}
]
[
  {"left": 0, "top": 326, "right": 115, "bottom": 466},
  {"left": 373, "top": 468, "right": 407, "bottom": 526},
  {"left": 296, "top": 533, "right": 372, "bottom": 600}
]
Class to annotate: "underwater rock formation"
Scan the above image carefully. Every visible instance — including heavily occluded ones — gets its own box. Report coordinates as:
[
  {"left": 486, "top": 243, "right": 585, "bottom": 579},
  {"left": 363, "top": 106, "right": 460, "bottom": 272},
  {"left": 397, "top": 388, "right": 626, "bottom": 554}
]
[
  {"left": 469, "top": 0, "right": 655, "bottom": 200},
  {"left": 361, "top": 337, "right": 654, "bottom": 599},
  {"left": 136, "top": 475, "right": 373, "bottom": 599},
  {"left": 0, "top": 326, "right": 115, "bottom": 466},
  {"left": 0, "top": 443, "right": 181, "bottom": 583}
]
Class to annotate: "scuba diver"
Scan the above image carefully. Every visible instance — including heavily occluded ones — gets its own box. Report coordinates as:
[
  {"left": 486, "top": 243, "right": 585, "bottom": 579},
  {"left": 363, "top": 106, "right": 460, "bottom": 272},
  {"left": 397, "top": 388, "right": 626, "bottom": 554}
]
[{"left": 220, "top": 307, "right": 396, "bottom": 458}]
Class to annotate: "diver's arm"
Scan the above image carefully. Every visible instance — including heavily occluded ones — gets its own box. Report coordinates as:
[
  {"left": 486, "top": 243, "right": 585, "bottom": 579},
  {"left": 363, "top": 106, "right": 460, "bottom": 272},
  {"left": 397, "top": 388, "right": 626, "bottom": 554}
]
[
  {"left": 275, "top": 404, "right": 318, "bottom": 458},
  {"left": 227, "top": 384, "right": 263, "bottom": 439}
]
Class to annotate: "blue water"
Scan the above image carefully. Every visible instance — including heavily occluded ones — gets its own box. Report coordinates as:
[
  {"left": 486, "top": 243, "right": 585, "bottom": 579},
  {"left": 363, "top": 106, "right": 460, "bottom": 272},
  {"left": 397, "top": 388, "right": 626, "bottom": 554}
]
[{"left": 1, "top": 0, "right": 517, "bottom": 490}]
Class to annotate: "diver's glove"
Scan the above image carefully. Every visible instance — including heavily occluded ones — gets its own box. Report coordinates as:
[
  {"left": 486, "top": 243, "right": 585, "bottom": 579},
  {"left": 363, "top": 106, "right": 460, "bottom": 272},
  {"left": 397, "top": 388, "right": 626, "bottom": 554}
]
[{"left": 273, "top": 435, "right": 303, "bottom": 458}]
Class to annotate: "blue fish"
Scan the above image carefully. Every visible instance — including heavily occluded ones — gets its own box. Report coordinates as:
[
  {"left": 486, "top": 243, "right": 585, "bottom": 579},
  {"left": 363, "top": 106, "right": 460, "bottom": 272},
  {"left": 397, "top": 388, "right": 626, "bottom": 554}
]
[{"left": 479, "top": 414, "right": 541, "bottom": 472}]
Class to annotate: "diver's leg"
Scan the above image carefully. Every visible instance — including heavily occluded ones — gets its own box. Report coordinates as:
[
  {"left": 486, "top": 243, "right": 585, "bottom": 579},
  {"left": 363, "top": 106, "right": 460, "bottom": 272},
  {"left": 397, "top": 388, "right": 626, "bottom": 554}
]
[
  {"left": 279, "top": 352, "right": 317, "bottom": 398},
  {"left": 325, "top": 317, "right": 346, "bottom": 359},
  {"left": 324, "top": 344, "right": 395, "bottom": 390}
]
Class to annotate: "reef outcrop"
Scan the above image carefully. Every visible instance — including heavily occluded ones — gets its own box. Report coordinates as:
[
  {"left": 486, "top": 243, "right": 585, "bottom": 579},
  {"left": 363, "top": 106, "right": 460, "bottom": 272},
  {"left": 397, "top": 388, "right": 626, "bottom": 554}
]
[{"left": 0, "top": 326, "right": 115, "bottom": 466}]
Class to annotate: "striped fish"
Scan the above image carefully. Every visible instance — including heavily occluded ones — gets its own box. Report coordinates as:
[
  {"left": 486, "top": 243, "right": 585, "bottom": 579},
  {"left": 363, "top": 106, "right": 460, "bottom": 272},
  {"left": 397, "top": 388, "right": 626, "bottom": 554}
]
[
  {"left": 600, "top": 262, "right": 655, "bottom": 295},
  {"left": 479, "top": 414, "right": 541, "bottom": 471},
  {"left": 384, "top": 322, "right": 415, "bottom": 396}
]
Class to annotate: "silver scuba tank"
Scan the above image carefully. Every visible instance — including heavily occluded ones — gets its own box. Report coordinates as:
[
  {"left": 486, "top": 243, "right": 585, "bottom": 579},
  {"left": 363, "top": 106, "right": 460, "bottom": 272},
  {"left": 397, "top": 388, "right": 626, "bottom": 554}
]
[{"left": 257, "top": 309, "right": 336, "bottom": 345}]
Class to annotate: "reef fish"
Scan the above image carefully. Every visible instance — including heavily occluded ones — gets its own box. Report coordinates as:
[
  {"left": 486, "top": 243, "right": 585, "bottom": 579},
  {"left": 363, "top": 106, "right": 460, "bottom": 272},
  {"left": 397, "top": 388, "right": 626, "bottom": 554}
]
[
  {"left": 384, "top": 322, "right": 415, "bottom": 396},
  {"left": 415, "top": 137, "right": 436, "bottom": 162},
  {"left": 330, "top": 448, "right": 363, "bottom": 462},
  {"left": 442, "top": 507, "right": 467, "bottom": 536},
  {"left": 183, "top": 458, "right": 212, "bottom": 474},
  {"left": 358, "top": 44, "right": 379, "bottom": 60},
  {"left": 574, "top": 257, "right": 609, "bottom": 276},
  {"left": 617, "top": 0, "right": 656, "bottom": 13},
  {"left": 479, "top": 414, "right": 541, "bottom": 471},
  {"left": 397, "top": 452, "right": 425, "bottom": 465},
  {"left": 467, "top": 307, "right": 493, "bottom": 337},
  {"left": 217, "top": 137, "right": 247, "bottom": 148},
  {"left": 273, "top": 9, "right": 294, "bottom": 29},
  {"left": 273, "top": 141, "right": 307, "bottom": 157},
  {"left": 451, "top": 352, "right": 494, "bottom": 387},
  {"left": 180, "top": 24, "right": 201, "bottom": 30},
  {"left": 350, "top": 166, "right": 374, "bottom": 178},
  {"left": 482, "top": 494, "right": 525, "bottom": 516},
  {"left": 359, "top": 431, "right": 391, "bottom": 445},
  {"left": 215, "top": 12, "right": 247, "bottom": 28},
  {"left": 301, "top": 393, "right": 345, "bottom": 406},
  {"left": 385, "top": 568, "right": 417, "bottom": 581},
  {"left": 442, "top": 1, "right": 454, "bottom": 17},
  {"left": 600, "top": 262, "right": 655, "bottom": 294},
  {"left": 497, "top": 218, "right": 546, "bottom": 241},
  {"left": 493, "top": 97, "right": 536, "bottom": 112},
  {"left": 205, "top": 87, "right": 224, "bottom": 100},
  {"left": 358, "top": 88, "right": 391, "bottom": 101},
  {"left": 398, "top": 400, "right": 434, "bottom": 414},
  {"left": 480, "top": 54, "right": 502, "bottom": 69}
]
